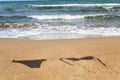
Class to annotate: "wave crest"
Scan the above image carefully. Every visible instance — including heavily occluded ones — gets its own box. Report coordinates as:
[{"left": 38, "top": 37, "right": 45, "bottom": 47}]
[
  {"left": 28, "top": 14, "right": 120, "bottom": 20},
  {"left": 29, "top": 3, "right": 120, "bottom": 7},
  {"left": 1, "top": 14, "right": 119, "bottom": 21}
]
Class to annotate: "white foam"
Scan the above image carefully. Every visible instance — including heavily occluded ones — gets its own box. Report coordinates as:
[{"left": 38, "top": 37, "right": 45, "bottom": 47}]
[
  {"left": 0, "top": 27, "right": 43, "bottom": 38},
  {"left": 28, "top": 14, "right": 105, "bottom": 20},
  {"left": 0, "top": 26, "right": 120, "bottom": 40},
  {"left": 29, "top": 3, "right": 120, "bottom": 7}
]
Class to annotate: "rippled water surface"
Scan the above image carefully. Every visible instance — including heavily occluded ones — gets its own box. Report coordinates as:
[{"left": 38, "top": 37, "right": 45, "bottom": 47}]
[{"left": 0, "top": 0, "right": 120, "bottom": 40}]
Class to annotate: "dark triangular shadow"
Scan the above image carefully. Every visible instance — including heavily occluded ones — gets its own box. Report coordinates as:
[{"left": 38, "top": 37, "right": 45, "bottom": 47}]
[{"left": 12, "top": 59, "right": 47, "bottom": 68}]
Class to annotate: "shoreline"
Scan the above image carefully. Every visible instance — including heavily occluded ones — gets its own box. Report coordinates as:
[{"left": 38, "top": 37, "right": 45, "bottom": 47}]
[{"left": 1, "top": 35, "right": 120, "bottom": 40}]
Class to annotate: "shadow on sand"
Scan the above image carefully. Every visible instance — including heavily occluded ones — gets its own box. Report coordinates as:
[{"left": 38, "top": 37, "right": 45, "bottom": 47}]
[
  {"left": 12, "top": 59, "right": 47, "bottom": 68},
  {"left": 59, "top": 56, "right": 107, "bottom": 67}
]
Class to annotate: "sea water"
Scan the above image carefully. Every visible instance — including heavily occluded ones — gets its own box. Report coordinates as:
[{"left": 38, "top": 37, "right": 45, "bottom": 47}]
[{"left": 0, "top": 0, "right": 120, "bottom": 40}]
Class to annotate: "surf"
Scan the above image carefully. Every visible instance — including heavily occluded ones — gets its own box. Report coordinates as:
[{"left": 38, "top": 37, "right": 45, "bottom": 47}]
[
  {"left": 28, "top": 14, "right": 120, "bottom": 20},
  {"left": 29, "top": 3, "right": 120, "bottom": 7},
  {"left": 28, "top": 14, "right": 104, "bottom": 20}
]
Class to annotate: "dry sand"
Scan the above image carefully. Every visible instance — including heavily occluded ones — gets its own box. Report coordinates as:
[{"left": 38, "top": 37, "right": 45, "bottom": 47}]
[{"left": 0, "top": 37, "right": 120, "bottom": 80}]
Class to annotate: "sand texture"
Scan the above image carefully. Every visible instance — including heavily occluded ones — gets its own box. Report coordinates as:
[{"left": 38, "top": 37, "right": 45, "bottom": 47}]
[{"left": 0, "top": 37, "right": 120, "bottom": 80}]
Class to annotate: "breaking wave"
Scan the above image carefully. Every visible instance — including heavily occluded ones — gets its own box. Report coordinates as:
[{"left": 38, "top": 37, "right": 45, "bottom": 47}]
[
  {"left": 29, "top": 3, "right": 120, "bottom": 7},
  {"left": 1, "top": 14, "right": 120, "bottom": 21},
  {"left": 29, "top": 3, "right": 120, "bottom": 12},
  {"left": 28, "top": 14, "right": 120, "bottom": 20}
]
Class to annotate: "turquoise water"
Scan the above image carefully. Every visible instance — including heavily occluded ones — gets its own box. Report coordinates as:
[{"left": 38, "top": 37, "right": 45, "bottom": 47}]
[{"left": 0, "top": 0, "right": 120, "bottom": 39}]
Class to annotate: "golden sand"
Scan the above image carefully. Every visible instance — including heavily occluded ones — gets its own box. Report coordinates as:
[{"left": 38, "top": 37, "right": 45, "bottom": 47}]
[{"left": 0, "top": 37, "right": 120, "bottom": 80}]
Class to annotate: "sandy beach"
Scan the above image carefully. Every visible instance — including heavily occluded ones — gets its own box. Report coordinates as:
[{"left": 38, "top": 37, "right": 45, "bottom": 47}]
[{"left": 0, "top": 37, "right": 120, "bottom": 80}]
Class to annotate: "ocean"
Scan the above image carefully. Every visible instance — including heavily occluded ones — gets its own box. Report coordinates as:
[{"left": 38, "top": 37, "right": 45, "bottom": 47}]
[{"left": 0, "top": 0, "right": 120, "bottom": 40}]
